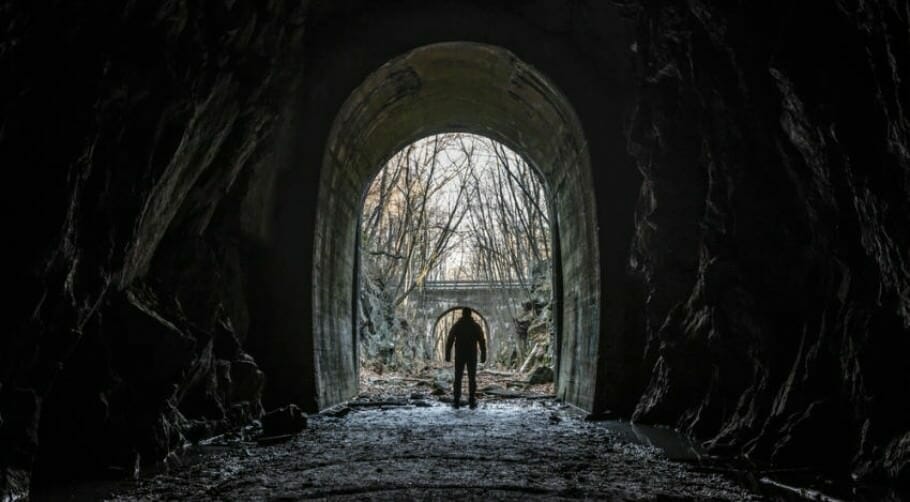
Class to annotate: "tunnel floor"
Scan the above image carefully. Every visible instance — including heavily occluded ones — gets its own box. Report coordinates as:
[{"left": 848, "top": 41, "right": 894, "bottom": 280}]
[{"left": 89, "top": 396, "right": 766, "bottom": 500}]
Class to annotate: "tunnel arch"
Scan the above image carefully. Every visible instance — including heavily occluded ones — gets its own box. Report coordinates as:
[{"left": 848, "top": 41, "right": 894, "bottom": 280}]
[
  {"left": 312, "top": 42, "right": 600, "bottom": 409},
  {"left": 260, "top": 2, "right": 641, "bottom": 416}
]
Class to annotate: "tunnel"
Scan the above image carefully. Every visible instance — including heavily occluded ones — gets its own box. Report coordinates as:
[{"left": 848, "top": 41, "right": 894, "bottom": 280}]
[
  {"left": 2, "top": 0, "right": 909, "bottom": 498},
  {"left": 309, "top": 41, "right": 611, "bottom": 411}
]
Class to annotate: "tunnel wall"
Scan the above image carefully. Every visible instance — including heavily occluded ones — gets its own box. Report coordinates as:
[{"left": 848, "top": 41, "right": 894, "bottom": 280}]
[
  {"left": 621, "top": 0, "right": 910, "bottom": 484},
  {"left": 0, "top": 1, "right": 308, "bottom": 495}
]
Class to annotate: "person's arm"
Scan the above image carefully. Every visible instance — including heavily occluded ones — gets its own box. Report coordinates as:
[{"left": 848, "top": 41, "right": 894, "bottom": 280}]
[
  {"left": 478, "top": 329, "right": 486, "bottom": 364},
  {"left": 445, "top": 328, "right": 455, "bottom": 362}
]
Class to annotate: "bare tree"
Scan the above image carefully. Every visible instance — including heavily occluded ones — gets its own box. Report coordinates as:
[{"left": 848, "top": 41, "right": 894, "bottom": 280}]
[
  {"left": 359, "top": 133, "right": 552, "bottom": 373},
  {"left": 359, "top": 134, "right": 473, "bottom": 369}
]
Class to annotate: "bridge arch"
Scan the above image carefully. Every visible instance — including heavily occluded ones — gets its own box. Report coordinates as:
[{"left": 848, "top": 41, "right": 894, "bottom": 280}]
[
  {"left": 311, "top": 41, "right": 601, "bottom": 409},
  {"left": 413, "top": 280, "right": 528, "bottom": 366}
]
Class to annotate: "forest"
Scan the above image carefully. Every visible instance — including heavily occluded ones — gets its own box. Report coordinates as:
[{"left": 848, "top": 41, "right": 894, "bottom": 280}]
[{"left": 358, "top": 133, "right": 554, "bottom": 377}]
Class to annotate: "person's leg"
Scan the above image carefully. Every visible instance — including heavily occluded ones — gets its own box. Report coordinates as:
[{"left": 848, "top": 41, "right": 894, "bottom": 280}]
[
  {"left": 453, "top": 358, "right": 465, "bottom": 407},
  {"left": 467, "top": 357, "right": 477, "bottom": 408}
]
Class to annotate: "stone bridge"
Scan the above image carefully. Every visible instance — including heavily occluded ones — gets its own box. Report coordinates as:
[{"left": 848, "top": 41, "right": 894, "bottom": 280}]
[{"left": 410, "top": 280, "right": 528, "bottom": 360}]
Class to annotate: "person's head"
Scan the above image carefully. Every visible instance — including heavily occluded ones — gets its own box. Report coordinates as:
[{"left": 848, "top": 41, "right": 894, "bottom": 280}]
[{"left": 461, "top": 307, "right": 472, "bottom": 318}]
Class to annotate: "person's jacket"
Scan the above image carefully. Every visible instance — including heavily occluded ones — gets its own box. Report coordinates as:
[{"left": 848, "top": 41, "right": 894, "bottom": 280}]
[{"left": 445, "top": 317, "right": 486, "bottom": 362}]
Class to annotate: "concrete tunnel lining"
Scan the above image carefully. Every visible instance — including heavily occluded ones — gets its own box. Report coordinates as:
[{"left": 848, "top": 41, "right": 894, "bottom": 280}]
[{"left": 312, "top": 42, "right": 602, "bottom": 410}]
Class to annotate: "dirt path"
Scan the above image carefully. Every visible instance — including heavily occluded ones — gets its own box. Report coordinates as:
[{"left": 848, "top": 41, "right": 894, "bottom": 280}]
[{"left": 96, "top": 395, "right": 759, "bottom": 501}]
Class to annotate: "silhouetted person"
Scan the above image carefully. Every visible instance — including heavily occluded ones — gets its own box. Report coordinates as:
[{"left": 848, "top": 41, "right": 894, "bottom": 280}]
[{"left": 445, "top": 308, "right": 486, "bottom": 409}]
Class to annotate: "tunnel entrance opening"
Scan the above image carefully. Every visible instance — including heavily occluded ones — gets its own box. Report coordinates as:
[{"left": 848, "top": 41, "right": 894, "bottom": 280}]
[
  {"left": 311, "top": 42, "right": 603, "bottom": 411},
  {"left": 355, "top": 132, "right": 557, "bottom": 400}
]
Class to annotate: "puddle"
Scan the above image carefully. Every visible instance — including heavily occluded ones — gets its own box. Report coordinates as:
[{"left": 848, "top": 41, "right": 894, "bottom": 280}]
[{"left": 591, "top": 420, "right": 705, "bottom": 461}]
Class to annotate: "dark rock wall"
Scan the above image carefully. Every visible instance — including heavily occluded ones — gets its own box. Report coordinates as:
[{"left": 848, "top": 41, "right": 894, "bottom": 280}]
[
  {"left": 623, "top": 0, "right": 909, "bottom": 483},
  {"left": 1, "top": 0, "right": 305, "bottom": 495}
]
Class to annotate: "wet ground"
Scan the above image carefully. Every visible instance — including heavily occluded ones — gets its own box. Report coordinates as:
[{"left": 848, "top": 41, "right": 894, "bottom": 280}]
[
  {"left": 100, "top": 398, "right": 755, "bottom": 501},
  {"left": 36, "top": 368, "right": 898, "bottom": 500}
]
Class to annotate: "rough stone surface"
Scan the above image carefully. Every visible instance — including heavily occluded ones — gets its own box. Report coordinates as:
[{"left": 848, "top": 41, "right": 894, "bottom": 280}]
[
  {"left": 1, "top": 0, "right": 304, "bottom": 496},
  {"left": 620, "top": 0, "right": 910, "bottom": 485}
]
